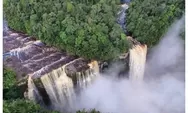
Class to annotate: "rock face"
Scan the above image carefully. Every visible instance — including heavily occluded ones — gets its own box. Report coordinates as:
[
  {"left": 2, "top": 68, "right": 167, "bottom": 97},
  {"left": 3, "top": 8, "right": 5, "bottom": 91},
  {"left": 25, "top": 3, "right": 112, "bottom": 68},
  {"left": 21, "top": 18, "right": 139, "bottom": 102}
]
[
  {"left": 3, "top": 30, "right": 100, "bottom": 112},
  {"left": 3, "top": 29, "right": 139, "bottom": 112}
]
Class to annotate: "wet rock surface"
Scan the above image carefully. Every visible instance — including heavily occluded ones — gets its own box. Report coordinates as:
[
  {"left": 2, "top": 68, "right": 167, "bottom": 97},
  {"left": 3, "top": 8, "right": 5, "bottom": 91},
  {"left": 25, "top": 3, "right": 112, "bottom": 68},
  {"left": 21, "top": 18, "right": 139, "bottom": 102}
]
[{"left": 3, "top": 30, "right": 91, "bottom": 80}]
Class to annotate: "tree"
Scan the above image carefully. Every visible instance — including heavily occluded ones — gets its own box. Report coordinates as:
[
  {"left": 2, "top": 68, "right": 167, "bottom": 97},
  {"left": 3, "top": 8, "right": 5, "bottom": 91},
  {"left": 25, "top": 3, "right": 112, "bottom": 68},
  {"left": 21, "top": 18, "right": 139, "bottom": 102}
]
[
  {"left": 3, "top": 67, "right": 100, "bottom": 113},
  {"left": 3, "top": 67, "right": 59, "bottom": 113},
  {"left": 76, "top": 109, "right": 100, "bottom": 113},
  {"left": 126, "top": 0, "right": 185, "bottom": 47},
  {"left": 4, "top": 0, "right": 128, "bottom": 61},
  {"left": 3, "top": 99, "right": 59, "bottom": 113},
  {"left": 3, "top": 67, "right": 24, "bottom": 100}
]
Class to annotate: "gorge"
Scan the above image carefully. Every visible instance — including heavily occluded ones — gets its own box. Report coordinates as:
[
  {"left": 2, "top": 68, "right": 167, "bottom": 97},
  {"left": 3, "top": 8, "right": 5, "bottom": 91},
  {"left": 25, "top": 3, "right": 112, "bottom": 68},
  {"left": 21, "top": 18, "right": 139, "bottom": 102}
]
[
  {"left": 3, "top": 1, "right": 185, "bottom": 113},
  {"left": 3, "top": 18, "right": 185, "bottom": 112}
]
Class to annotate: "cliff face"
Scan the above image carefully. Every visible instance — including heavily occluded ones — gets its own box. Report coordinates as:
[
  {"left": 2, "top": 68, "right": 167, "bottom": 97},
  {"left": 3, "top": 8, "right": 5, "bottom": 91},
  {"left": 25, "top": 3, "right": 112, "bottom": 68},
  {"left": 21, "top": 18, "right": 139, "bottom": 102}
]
[
  {"left": 3, "top": 30, "right": 100, "bottom": 112},
  {"left": 3, "top": 29, "right": 146, "bottom": 112}
]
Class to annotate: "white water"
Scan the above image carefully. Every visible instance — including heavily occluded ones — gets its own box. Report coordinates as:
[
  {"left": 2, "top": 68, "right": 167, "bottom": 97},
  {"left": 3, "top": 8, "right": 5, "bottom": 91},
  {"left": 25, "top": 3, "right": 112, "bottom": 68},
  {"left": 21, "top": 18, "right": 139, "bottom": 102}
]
[
  {"left": 75, "top": 17, "right": 185, "bottom": 113},
  {"left": 129, "top": 44, "right": 147, "bottom": 82},
  {"left": 117, "top": 3, "right": 129, "bottom": 32},
  {"left": 33, "top": 59, "right": 100, "bottom": 112},
  {"left": 16, "top": 15, "right": 184, "bottom": 113},
  {"left": 28, "top": 76, "right": 44, "bottom": 105},
  {"left": 5, "top": 43, "right": 36, "bottom": 61},
  {"left": 41, "top": 67, "right": 75, "bottom": 111}
]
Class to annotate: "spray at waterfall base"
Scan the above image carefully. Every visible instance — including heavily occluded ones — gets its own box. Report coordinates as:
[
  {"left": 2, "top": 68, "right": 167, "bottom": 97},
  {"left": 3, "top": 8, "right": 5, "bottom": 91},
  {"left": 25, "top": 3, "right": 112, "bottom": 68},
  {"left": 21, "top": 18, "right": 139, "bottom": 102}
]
[
  {"left": 3, "top": 11, "right": 184, "bottom": 113},
  {"left": 73, "top": 18, "right": 185, "bottom": 113},
  {"left": 5, "top": 19, "right": 184, "bottom": 113}
]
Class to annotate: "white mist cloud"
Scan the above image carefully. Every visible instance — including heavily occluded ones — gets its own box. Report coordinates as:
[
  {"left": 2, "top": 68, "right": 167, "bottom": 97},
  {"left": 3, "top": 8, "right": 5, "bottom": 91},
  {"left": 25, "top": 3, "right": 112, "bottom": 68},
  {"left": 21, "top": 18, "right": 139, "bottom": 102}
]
[
  {"left": 145, "top": 16, "right": 185, "bottom": 81},
  {"left": 75, "top": 17, "right": 185, "bottom": 113}
]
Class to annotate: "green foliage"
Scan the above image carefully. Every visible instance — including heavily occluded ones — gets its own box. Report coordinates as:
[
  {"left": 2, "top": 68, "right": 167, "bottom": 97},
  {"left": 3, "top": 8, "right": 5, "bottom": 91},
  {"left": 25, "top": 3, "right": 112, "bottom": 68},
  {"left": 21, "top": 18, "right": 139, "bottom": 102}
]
[
  {"left": 3, "top": 99, "right": 59, "bottom": 113},
  {"left": 126, "top": 0, "right": 185, "bottom": 47},
  {"left": 3, "top": 68, "right": 100, "bottom": 112},
  {"left": 3, "top": 67, "right": 59, "bottom": 113},
  {"left": 76, "top": 109, "right": 100, "bottom": 113},
  {"left": 3, "top": 67, "right": 24, "bottom": 100},
  {"left": 4, "top": 0, "right": 128, "bottom": 61},
  {"left": 3, "top": 99, "right": 99, "bottom": 113},
  {"left": 3, "top": 67, "right": 17, "bottom": 89}
]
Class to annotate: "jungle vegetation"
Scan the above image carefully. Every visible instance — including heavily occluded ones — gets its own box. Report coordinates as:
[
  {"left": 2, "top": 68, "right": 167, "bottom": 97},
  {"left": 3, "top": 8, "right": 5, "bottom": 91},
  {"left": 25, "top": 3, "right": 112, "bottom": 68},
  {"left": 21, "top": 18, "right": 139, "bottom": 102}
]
[
  {"left": 3, "top": 67, "right": 100, "bottom": 113},
  {"left": 3, "top": 0, "right": 128, "bottom": 61},
  {"left": 126, "top": 0, "right": 185, "bottom": 46},
  {"left": 3, "top": 67, "right": 59, "bottom": 113}
]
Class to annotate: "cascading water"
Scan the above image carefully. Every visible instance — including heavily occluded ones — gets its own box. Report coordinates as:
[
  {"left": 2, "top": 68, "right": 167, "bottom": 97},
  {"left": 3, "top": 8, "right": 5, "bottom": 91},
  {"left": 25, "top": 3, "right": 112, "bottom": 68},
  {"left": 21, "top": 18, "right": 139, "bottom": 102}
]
[
  {"left": 3, "top": 3, "right": 184, "bottom": 112},
  {"left": 4, "top": 6, "right": 149, "bottom": 112},
  {"left": 4, "top": 40, "right": 45, "bottom": 62},
  {"left": 129, "top": 44, "right": 147, "bottom": 82},
  {"left": 80, "top": 60, "right": 99, "bottom": 88},
  {"left": 3, "top": 28, "right": 100, "bottom": 112},
  {"left": 38, "top": 59, "right": 99, "bottom": 112},
  {"left": 39, "top": 58, "right": 82, "bottom": 111},
  {"left": 117, "top": 0, "right": 148, "bottom": 83},
  {"left": 28, "top": 76, "right": 44, "bottom": 105},
  {"left": 117, "top": 1, "right": 130, "bottom": 33},
  {"left": 74, "top": 17, "right": 184, "bottom": 113},
  {"left": 40, "top": 67, "right": 76, "bottom": 111}
]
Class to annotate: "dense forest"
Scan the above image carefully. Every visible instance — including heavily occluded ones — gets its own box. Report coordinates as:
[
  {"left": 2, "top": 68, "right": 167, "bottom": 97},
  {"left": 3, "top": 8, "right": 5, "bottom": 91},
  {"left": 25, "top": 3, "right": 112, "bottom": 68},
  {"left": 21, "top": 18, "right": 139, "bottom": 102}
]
[
  {"left": 126, "top": 0, "right": 185, "bottom": 46},
  {"left": 3, "top": 0, "right": 185, "bottom": 112},
  {"left": 3, "top": 0, "right": 185, "bottom": 59},
  {"left": 3, "top": 68, "right": 100, "bottom": 113},
  {"left": 3, "top": 0, "right": 128, "bottom": 61}
]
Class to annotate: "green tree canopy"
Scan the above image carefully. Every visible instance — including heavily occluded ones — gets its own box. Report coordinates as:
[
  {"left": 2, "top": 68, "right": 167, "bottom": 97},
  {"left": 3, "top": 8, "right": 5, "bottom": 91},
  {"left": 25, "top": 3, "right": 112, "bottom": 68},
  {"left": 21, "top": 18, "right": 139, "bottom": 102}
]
[
  {"left": 4, "top": 0, "right": 129, "bottom": 61},
  {"left": 3, "top": 67, "right": 99, "bottom": 113},
  {"left": 126, "top": 0, "right": 185, "bottom": 47},
  {"left": 3, "top": 99, "right": 59, "bottom": 113},
  {"left": 3, "top": 67, "right": 24, "bottom": 100},
  {"left": 3, "top": 67, "right": 60, "bottom": 113}
]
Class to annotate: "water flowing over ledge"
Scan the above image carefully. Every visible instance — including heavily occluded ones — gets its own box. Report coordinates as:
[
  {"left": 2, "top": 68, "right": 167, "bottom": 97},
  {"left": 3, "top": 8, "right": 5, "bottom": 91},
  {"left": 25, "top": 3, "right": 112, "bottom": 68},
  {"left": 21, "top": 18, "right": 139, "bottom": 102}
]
[
  {"left": 3, "top": 27, "right": 148, "bottom": 111},
  {"left": 3, "top": 30, "right": 100, "bottom": 112}
]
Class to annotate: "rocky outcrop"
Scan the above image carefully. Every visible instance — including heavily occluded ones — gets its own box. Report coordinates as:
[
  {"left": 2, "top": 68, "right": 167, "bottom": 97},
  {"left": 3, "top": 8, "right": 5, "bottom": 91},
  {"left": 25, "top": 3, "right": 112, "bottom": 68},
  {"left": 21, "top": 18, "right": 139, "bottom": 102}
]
[
  {"left": 3, "top": 30, "right": 100, "bottom": 112},
  {"left": 3, "top": 29, "right": 136, "bottom": 112}
]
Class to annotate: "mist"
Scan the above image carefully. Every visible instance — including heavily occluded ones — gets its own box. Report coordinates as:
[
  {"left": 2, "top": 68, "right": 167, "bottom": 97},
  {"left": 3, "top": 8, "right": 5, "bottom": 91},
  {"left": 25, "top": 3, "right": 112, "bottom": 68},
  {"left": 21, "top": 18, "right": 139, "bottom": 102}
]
[{"left": 74, "top": 17, "right": 185, "bottom": 113}]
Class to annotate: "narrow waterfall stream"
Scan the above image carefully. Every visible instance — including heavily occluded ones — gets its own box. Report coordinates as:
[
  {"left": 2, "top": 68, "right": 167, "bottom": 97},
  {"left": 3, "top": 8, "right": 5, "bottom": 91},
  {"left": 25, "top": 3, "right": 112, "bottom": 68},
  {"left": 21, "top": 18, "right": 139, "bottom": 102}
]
[
  {"left": 3, "top": 3, "right": 184, "bottom": 112},
  {"left": 73, "top": 18, "right": 184, "bottom": 113},
  {"left": 3, "top": 28, "right": 100, "bottom": 112},
  {"left": 129, "top": 44, "right": 147, "bottom": 82},
  {"left": 28, "top": 76, "right": 44, "bottom": 105},
  {"left": 3, "top": 14, "right": 148, "bottom": 112}
]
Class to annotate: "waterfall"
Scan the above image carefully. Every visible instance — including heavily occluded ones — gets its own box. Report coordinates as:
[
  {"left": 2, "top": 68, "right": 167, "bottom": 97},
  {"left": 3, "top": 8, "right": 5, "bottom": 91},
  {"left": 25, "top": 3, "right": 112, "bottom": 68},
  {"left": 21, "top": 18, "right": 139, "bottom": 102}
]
[
  {"left": 129, "top": 44, "right": 147, "bottom": 82},
  {"left": 40, "top": 67, "right": 75, "bottom": 111},
  {"left": 77, "top": 60, "right": 99, "bottom": 90},
  {"left": 39, "top": 58, "right": 82, "bottom": 111},
  {"left": 3, "top": 29, "right": 100, "bottom": 112},
  {"left": 33, "top": 59, "right": 100, "bottom": 112},
  {"left": 28, "top": 76, "right": 44, "bottom": 105}
]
